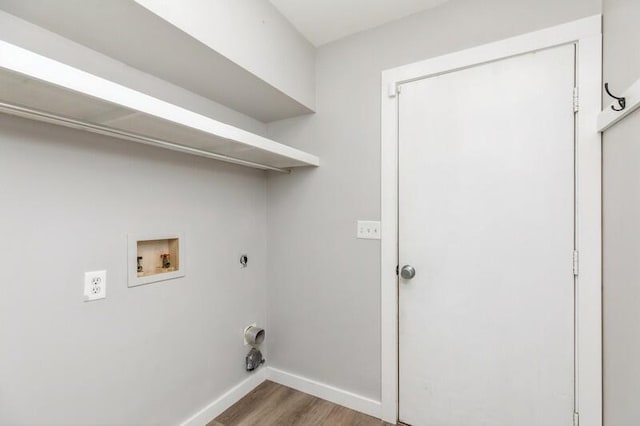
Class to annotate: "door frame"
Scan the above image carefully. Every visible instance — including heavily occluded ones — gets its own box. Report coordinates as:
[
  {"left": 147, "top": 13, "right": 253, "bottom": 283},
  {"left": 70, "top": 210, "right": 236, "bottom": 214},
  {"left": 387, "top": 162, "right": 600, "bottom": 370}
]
[{"left": 380, "top": 16, "right": 602, "bottom": 425}]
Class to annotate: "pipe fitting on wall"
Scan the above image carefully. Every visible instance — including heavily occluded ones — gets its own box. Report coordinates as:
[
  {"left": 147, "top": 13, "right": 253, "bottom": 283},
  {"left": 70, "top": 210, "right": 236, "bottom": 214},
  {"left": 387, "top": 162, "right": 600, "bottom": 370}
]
[
  {"left": 244, "top": 325, "right": 265, "bottom": 371},
  {"left": 244, "top": 325, "right": 265, "bottom": 346}
]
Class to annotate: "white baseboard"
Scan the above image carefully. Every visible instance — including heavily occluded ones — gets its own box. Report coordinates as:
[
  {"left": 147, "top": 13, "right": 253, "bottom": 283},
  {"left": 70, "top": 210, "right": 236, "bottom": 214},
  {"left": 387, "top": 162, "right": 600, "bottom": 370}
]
[
  {"left": 180, "top": 368, "right": 268, "bottom": 426},
  {"left": 180, "top": 366, "right": 383, "bottom": 425},
  {"left": 266, "top": 367, "right": 382, "bottom": 419}
]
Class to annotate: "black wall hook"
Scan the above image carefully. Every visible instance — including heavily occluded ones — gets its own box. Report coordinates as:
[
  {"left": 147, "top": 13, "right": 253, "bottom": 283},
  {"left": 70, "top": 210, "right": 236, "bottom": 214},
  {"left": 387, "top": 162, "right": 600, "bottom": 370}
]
[{"left": 605, "top": 83, "right": 626, "bottom": 112}]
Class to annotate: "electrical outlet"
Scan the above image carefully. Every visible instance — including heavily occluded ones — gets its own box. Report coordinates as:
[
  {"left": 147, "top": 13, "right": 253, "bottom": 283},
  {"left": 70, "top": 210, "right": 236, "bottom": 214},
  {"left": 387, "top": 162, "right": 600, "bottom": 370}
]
[
  {"left": 357, "top": 220, "right": 381, "bottom": 240},
  {"left": 84, "top": 270, "right": 106, "bottom": 301}
]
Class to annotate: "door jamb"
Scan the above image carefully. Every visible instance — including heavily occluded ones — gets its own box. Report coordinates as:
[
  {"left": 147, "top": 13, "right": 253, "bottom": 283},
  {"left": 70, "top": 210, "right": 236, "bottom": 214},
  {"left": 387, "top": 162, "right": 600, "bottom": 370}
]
[{"left": 380, "top": 15, "right": 602, "bottom": 425}]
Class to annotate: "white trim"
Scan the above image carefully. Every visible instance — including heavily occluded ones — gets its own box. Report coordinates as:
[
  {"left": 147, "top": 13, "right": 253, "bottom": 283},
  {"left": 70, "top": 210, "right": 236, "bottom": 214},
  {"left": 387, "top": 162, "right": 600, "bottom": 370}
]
[
  {"left": 267, "top": 367, "right": 382, "bottom": 419},
  {"left": 598, "top": 77, "right": 640, "bottom": 132},
  {"left": 381, "top": 16, "right": 602, "bottom": 425},
  {"left": 382, "top": 15, "right": 601, "bottom": 88},
  {"left": 180, "top": 368, "right": 268, "bottom": 426},
  {"left": 574, "top": 32, "right": 603, "bottom": 426},
  {"left": 180, "top": 366, "right": 383, "bottom": 426}
]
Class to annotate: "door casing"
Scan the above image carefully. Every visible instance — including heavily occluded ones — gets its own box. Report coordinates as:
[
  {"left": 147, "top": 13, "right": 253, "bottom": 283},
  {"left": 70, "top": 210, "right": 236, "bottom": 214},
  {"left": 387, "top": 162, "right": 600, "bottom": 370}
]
[{"left": 380, "top": 15, "right": 602, "bottom": 426}]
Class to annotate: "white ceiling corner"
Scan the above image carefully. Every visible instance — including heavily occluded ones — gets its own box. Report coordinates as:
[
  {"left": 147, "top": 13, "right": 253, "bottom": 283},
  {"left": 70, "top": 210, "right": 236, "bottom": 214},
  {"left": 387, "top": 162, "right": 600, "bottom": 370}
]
[{"left": 269, "top": 0, "right": 450, "bottom": 46}]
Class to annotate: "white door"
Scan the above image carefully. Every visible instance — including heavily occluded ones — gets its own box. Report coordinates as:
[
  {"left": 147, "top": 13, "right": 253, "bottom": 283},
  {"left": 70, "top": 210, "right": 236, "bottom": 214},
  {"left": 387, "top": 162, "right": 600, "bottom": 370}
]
[{"left": 398, "top": 44, "right": 577, "bottom": 426}]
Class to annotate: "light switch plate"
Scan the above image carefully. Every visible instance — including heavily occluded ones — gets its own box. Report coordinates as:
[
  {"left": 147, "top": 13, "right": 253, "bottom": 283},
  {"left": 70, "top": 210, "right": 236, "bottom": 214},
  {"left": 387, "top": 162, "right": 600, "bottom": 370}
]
[
  {"left": 357, "top": 220, "right": 381, "bottom": 240},
  {"left": 84, "top": 270, "right": 106, "bottom": 301}
]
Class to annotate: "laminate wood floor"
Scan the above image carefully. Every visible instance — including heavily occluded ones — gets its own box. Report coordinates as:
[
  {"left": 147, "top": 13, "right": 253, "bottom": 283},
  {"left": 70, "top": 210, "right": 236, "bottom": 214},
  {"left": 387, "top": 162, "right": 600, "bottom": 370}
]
[{"left": 209, "top": 381, "right": 393, "bottom": 426}]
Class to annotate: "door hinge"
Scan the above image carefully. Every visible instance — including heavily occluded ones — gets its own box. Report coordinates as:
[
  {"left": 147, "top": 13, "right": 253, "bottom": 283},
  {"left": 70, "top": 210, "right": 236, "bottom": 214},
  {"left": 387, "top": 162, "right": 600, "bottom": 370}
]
[
  {"left": 573, "top": 411, "right": 579, "bottom": 426},
  {"left": 573, "top": 250, "right": 579, "bottom": 276},
  {"left": 388, "top": 82, "right": 400, "bottom": 98},
  {"left": 573, "top": 87, "right": 579, "bottom": 112},
  {"left": 388, "top": 83, "right": 397, "bottom": 98}
]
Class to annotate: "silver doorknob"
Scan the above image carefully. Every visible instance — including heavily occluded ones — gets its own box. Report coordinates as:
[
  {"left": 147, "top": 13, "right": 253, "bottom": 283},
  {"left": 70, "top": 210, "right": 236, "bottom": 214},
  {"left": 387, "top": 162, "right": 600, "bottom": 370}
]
[{"left": 400, "top": 265, "right": 416, "bottom": 279}]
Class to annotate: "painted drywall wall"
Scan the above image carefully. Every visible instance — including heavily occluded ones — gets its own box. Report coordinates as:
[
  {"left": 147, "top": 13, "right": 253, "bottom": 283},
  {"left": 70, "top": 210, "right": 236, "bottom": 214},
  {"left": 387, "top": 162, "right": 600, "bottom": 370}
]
[
  {"left": 0, "top": 11, "right": 275, "bottom": 424},
  {"left": 603, "top": 1, "right": 640, "bottom": 424},
  {"left": 135, "top": 0, "right": 316, "bottom": 112},
  {"left": 0, "top": 9, "right": 269, "bottom": 137},
  {"left": 266, "top": 0, "right": 602, "bottom": 401},
  {"left": 0, "top": 114, "right": 268, "bottom": 424}
]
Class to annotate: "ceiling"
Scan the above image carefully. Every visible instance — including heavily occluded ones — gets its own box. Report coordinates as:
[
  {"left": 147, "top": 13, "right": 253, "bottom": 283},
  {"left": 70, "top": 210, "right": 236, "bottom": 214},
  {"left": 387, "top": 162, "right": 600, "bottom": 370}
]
[{"left": 270, "top": 0, "right": 450, "bottom": 46}]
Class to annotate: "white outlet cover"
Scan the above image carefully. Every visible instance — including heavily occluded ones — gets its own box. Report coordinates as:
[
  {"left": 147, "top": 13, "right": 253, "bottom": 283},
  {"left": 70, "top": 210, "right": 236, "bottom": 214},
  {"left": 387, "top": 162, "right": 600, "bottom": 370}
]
[
  {"left": 357, "top": 220, "right": 381, "bottom": 240},
  {"left": 84, "top": 270, "right": 107, "bottom": 301}
]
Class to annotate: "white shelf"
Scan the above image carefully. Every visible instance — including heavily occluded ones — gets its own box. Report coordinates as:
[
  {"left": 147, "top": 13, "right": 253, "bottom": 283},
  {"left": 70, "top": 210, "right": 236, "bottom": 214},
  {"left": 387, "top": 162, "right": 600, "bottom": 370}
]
[
  {"left": 0, "top": 40, "right": 319, "bottom": 173},
  {"left": 598, "top": 78, "right": 640, "bottom": 132}
]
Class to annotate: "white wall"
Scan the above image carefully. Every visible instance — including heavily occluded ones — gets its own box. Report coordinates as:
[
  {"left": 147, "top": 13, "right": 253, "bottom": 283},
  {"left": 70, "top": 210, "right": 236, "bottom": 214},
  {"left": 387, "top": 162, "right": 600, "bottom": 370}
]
[
  {"left": 0, "top": 13, "right": 276, "bottom": 422},
  {"left": 266, "top": 0, "right": 602, "bottom": 401},
  {"left": 0, "top": 8, "right": 281, "bottom": 425},
  {"left": 602, "top": 1, "right": 640, "bottom": 425},
  {"left": 0, "top": 10, "right": 276, "bottom": 425},
  {"left": 135, "top": 0, "right": 316, "bottom": 111},
  {"left": 0, "top": 114, "right": 268, "bottom": 425}
]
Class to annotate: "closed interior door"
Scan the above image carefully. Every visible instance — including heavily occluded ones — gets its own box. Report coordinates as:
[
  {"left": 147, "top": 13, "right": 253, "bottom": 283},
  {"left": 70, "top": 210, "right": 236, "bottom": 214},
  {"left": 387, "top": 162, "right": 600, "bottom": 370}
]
[{"left": 398, "top": 44, "right": 577, "bottom": 426}]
